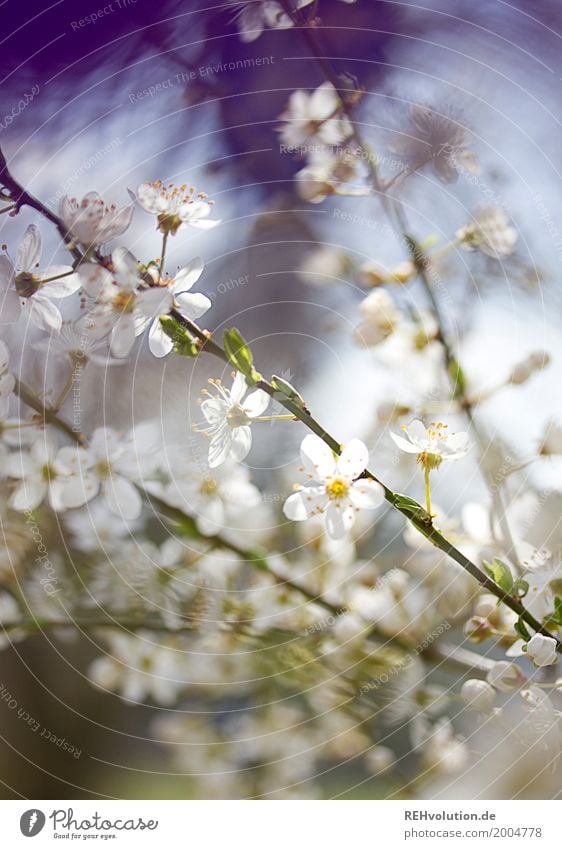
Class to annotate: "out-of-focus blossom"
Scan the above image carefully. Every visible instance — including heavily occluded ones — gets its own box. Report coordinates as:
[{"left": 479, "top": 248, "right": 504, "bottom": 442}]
[
  {"left": 0, "top": 225, "right": 80, "bottom": 331},
  {"left": 148, "top": 257, "right": 211, "bottom": 357},
  {"left": 391, "top": 419, "right": 470, "bottom": 469},
  {"left": 486, "top": 661, "right": 526, "bottom": 692},
  {"left": 456, "top": 206, "right": 517, "bottom": 258},
  {"left": 295, "top": 145, "right": 365, "bottom": 202},
  {"left": 59, "top": 192, "right": 133, "bottom": 247},
  {"left": 55, "top": 422, "right": 163, "bottom": 519},
  {"left": 6, "top": 434, "right": 87, "bottom": 511},
  {"left": 507, "top": 350, "right": 550, "bottom": 385},
  {"left": 411, "top": 717, "right": 468, "bottom": 775},
  {"left": 155, "top": 457, "right": 261, "bottom": 536},
  {"left": 354, "top": 289, "right": 399, "bottom": 347},
  {"left": 231, "top": 0, "right": 314, "bottom": 43},
  {"left": 283, "top": 435, "right": 384, "bottom": 539},
  {"left": 461, "top": 679, "right": 496, "bottom": 712},
  {"left": 79, "top": 247, "right": 172, "bottom": 357},
  {"left": 134, "top": 181, "right": 219, "bottom": 234},
  {"left": 195, "top": 372, "right": 270, "bottom": 468},
  {"left": 278, "top": 83, "right": 352, "bottom": 148},
  {"left": 297, "top": 245, "right": 350, "bottom": 286},
  {"left": 390, "top": 104, "right": 479, "bottom": 183}
]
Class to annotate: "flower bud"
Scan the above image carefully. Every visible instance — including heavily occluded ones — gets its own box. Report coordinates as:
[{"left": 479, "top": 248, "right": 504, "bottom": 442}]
[
  {"left": 486, "top": 661, "right": 526, "bottom": 692},
  {"left": 390, "top": 260, "right": 415, "bottom": 283},
  {"left": 461, "top": 679, "right": 496, "bottom": 712},
  {"left": 463, "top": 615, "right": 493, "bottom": 643},
  {"left": 473, "top": 593, "right": 497, "bottom": 619},
  {"left": 525, "top": 634, "right": 558, "bottom": 667},
  {"left": 356, "top": 261, "right": 387, "bottom": 288}
]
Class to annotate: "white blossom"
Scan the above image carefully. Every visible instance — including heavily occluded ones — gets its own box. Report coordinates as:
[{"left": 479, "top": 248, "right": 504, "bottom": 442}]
[
  {"left": 6, "top": 434, "right": 87, "bottom": 512},
  {"left": 134, "top": 181, "right": 219, "bottom": 234},
  {"left": 283, "top": 435, "right": 384, "bottom": 539},
  {"left": 278, "top": 83, "right": 352, "bottom": 148},
  {"left": 354, "top": 289, "right": 400, "bottom": 347},
  {"left": 55, "top": 422, "right": 163, "bottom": 519},
  {"left": 391, "top": 419, "right": 470, "bottom": 468},
  {"left": 456, "top": 206, "right": 517, "bottom": 258},
  {"left": 148, "top": 257, "right": 211, "bottom": 357},
  {"left": 59, "top": 192, "right": 133, "bottom": 247},
  {"left": 486, "top": 661, "right": 526, "bottom": 692},
  {"left": 156, "top": 457, "right": 261, "bottom": 535},
  {"left": 0, "top": 225, "right": 80, "bottom": 331},
  {"left": 461, "top": 679, "right": 496, "bottom": 712},
  {"left": 79, "top": 247, "right": 172, "bottom": 358},
  {"left": 195, "top": 372, "right": 270, "bottom": 468},
  {"left": 526, "top": 634, "right": 558, "bottom": 667},
  {"left": 231, "top": 0, "right": 314, "bottom": 43}
]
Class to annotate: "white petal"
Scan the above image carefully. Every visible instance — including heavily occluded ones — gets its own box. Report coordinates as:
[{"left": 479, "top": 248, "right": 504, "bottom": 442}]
[
  {"left": 390, "top": 431, "right": 421, "bottom": 454},
  {"left": 174, "top": 292, "right": 211, "bottom": 320},
  {"left": 110, "top": 317, "right": 136, "bottom": 357},
  {"left": 27, "top": 296, "right": 62, "bottom": 331},
  {"left": 230, "top": 372, "right": 248, "bottom": 405},
  {"left": 310, "top": 82, "right": 338, "bottom": 120},
  {"left": 349, "top": 479, "right": 385, "bottom": 509},
  {"left": 201, "top": 398, "right": 228, "bottom": 424},
  {"left": 243, "top": 388, "right": 270, "bottom": 418},
  {"left": 337, "top": 438, "right": 369, "bottom": 480},
  {"left": 300, "top": 434, "right": 336, "bottom": 480},
  {"left": 102, "top": 476, "right": 142, "bottom": 520},
  {"left": 208, "top": 427, "right": 232, "bottom": 468},
  {"left": 325, "top": 502, "right": 355, "bottom": 539},
  {"left": 283, "top": 486, "right": 327, "bottom": 520},
  {"left": 172, "top": 257, "right": 204, "bottom": 293},
  {"left": 0, "top": 288, "right": 22, "bottom": 324},
  {"left": 404, "top": 420, "right": 429, "bottom": 447},
  {"left": 229, "top": 425, "right": 252, "bottom": 462},
  {"left": 16, "top": 224, "right": 42, "bottom": 273},
  {"left": 40, "top": 269, "right": 81, "bottom": 298},
  {"left": 138, "top": 287, "right": 173, "bottom": 319},
  {"left": 148, "top": 318, "right": 173, "bottom": 358},
  {"left": 10, "top": 477, "right": 47, "bottom": 511}
]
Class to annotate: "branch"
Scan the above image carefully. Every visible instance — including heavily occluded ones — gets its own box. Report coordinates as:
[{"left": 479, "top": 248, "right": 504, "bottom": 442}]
[{"left": 175, "top": 312, "right": 562, "bottom": 652}]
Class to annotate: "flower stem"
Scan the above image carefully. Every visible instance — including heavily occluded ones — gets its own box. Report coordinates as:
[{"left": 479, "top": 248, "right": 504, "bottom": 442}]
[
  {"left": 253, "top": 414, "right": 297, "bottom": 422},
  {"left": 159, "top": 231, "right": 169, "bottom": 280},
  {"left": 424, "top": 467, "right": 432, "bottom": 516}
]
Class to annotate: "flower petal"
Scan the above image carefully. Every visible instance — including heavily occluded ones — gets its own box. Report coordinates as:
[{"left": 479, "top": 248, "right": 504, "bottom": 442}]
[
  {"left": 16, "top": 224, "right": 41, "bottom": 273},
  {"left": 172, "top": 257, "right": 204, "bottom": 293},
  {"left": 230, "top": 372, "right": 247, "bottom": 405},
  {"left": 148, "top": 318, "right": 174, "bottom": 358},
  {"left": 337, "top": 438, "right": 369, "bottom": 480},
  {"left": 243, "top": 388, "right": 270, "bottom": 418},
  {"left": 102, "top": 476, "right": 142, "bottom": 520},
  {"left": 325, "top": 502, "right": 355, "bottom": 539},
  {"left": 175, "top": 291, "right": 211, "bottom": 320},
  {"left": 300, "top": 434, "right": 336, "bottom": 480},
  {"left": 229, "top": 425, "right": 252, "bottom": 462},
  {"left": 390, "top": 431, "right": 421, "bottom": 454},
  {"left": 349, "top": 479, "right": 385, "bottom": 509}
]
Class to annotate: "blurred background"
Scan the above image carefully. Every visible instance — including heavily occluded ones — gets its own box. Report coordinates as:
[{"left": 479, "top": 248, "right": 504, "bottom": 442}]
[{"left": 1, "top": 0, "right": 562, "bottom": 798}]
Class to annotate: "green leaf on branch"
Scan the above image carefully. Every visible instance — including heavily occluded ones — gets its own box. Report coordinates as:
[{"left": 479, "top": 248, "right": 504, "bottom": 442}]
[
  {"left": 514, "top": 616, "right": 531, "bottom": 641},
  {"left": 393, "top": 493, "right": 431, "bottom": 528},
  {"left": 223, "top": 327, "right": 261, "bottom": 383},
  {"left": 483, "top": 559, "right": 513, "bottom": 594},
  {"left": 512, "top": 579, "right": 529, "bottom": 599},
  {"left": 271, "top": 375, "right": 308, "bottom": 411},
  {"left": 159, "top": 316, "right": 199, "bottom": 357}
]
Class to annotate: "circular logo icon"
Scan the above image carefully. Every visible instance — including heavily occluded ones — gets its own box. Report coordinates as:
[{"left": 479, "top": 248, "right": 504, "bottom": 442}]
[{"left": 20, "top": 810, "right": 46, "bottom": 837}]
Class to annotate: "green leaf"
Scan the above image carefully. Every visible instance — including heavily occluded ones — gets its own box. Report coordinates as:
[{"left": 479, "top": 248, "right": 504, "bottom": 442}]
[
  {"left": 393, "top": 493, "right": 431, "bottom": 527},
  {"left": 271, "top": 375, "right": 308, "bottom": 411},
  {"left": 514, "top": 616, "right": 531, "bottom": 641},
  {"left": 159, "top": 316, "right": 199, "bottom": 357},
  {"left": 512, "top": 579, "right": 529, "bottom": 599},
  {"left": 223, "top": 328, "right": 260, "bottom": 382},
  {"left": 483, "top": 558, "right": 513, "bottom": 594}
]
